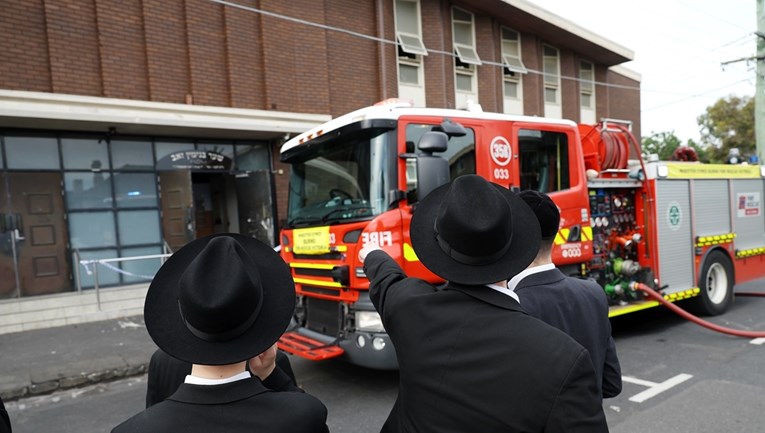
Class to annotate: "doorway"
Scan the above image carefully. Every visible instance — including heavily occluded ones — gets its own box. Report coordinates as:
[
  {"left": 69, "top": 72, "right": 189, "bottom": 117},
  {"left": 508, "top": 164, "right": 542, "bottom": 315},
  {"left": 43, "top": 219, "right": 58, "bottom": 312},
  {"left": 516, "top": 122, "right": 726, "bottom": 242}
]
[
  {"left": 0, "top": 172, "right": 71, "bottom": 298},
  {"left": 160, "top": 170, "right": 275, "bottom": 250}
]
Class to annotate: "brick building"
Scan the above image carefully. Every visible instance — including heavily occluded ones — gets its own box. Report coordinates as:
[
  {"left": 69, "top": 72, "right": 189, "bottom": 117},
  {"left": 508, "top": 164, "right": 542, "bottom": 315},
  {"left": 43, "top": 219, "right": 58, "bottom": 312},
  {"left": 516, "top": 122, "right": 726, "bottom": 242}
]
[{"left": 0, "top": 0, "right": 640, "bottom": 300}]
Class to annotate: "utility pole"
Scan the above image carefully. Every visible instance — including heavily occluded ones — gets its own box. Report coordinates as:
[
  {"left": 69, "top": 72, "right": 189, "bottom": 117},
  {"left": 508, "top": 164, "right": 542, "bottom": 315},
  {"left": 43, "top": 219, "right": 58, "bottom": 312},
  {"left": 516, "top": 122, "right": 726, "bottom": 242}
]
[{"left": 757, "top": 0, "right": 765, "bottom": 163}]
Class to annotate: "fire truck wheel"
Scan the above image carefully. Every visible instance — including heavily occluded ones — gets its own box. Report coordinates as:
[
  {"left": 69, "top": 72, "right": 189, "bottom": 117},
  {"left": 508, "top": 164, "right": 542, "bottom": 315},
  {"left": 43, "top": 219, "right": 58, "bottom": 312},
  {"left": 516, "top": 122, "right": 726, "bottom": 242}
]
[{"left": 691, "top": 250, "right": 733, "bottom": 316}]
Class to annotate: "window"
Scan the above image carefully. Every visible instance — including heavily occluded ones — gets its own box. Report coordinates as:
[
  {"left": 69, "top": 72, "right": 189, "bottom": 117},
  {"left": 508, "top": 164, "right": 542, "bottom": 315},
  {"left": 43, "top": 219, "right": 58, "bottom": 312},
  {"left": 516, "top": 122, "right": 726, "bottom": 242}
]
[
  {"left": 543, "top": 45, "right": 560, "bottom": 104},
  {"left": 395, "top": 0, "right": 427, "bottom": 106},
  {"left": 452, "top": 7, "right": 479, "bottom": 109},
  {"left": 111, "top": 139, "right": 154, "bottom": 171},
  {"left": 395, "top": 0, "right": 428, "bottom": 56},
  {"left": 501, "top": 27, "right": 525, "bottom": 114},
  {"left": 62, "top": 138, "right": 109, "bottom": 170},
  {"left": 579, "top": 60, "right": 596, "bottom": 124},
  {"left": 518, "top": 129, "right": 570, "bottom": 193},
  {"left": 542, "top": 45, "right": 561, "bottom": 118},
  {"left": 501, "top": 27, "right": 526, "bottom": 74},
  {"left": 452, "top": 8, "right": 481, "bottom": 65},
  {"left": 580, "top": 61, "right": 595, "bottom": 109},
  {"left": 64, "top": 172, "right": 113, "bottom": 210},
  {"left": 4, "top": 136, "right": 60, "bottom": 169}
]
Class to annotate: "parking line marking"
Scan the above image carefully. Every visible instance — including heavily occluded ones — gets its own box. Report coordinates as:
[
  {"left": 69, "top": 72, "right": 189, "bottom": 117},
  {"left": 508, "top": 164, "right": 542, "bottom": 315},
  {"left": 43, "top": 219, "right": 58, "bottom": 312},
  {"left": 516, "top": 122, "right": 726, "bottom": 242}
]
[
  {"left": 627, "top": 373, "right": 693, "bottom": 403},
  {"left": 621, "top": 376, "right": 658, "bottom": 387},
  {"left": 750, "top": 338, "right": 765, "bottom": 345}
]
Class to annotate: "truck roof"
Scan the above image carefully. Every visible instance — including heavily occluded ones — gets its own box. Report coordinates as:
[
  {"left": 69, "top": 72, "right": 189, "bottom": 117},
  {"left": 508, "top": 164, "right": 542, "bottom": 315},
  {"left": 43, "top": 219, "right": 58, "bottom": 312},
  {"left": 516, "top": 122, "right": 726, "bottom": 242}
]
[{"left": 280, "top": 101, "right": 578, "bottom": 155}]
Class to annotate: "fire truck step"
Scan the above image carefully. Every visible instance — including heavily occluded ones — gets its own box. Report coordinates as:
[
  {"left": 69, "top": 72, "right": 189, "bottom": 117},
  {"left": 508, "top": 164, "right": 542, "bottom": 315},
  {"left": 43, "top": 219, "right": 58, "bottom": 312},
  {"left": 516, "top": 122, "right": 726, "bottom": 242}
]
[{"left": 278, "top": 331, "right": 345, "bottom": 361}]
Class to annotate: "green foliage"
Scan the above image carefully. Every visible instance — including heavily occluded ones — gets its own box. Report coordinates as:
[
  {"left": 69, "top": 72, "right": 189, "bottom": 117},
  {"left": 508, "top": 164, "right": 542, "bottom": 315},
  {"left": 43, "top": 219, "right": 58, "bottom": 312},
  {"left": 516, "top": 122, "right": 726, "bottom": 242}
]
[
  {"left": 641, "top": 131, "right": 708, "bottom": 162},
  {"left": 697, "top": 95, "right": 755, "bottom": 163}
]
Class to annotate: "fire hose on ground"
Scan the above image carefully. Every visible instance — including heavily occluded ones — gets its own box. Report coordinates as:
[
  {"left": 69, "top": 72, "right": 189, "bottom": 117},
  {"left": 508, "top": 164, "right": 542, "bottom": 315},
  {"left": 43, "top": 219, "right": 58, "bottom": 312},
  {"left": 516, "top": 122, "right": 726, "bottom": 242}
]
[{"left": 630, "top": 282, "right": 765, "bottom": 338}]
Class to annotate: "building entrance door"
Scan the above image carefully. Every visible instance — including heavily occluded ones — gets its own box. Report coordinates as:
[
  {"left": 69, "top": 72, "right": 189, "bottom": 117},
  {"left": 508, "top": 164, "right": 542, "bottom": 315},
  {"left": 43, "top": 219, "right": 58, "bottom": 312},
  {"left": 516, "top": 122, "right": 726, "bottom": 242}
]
[
  {"left": 0, "top": 172, "right": 70, "bottom": 298},
  {"left": 158, "top": 170, "right": 194, "bottom": 252}
]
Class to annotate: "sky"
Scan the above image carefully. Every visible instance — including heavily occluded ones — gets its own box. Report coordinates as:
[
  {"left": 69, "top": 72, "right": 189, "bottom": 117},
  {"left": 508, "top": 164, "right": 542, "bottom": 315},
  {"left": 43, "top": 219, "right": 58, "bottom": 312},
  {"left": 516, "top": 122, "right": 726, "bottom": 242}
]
[{"left": 525, "top": 0, "right": 758, "bottom": 143}]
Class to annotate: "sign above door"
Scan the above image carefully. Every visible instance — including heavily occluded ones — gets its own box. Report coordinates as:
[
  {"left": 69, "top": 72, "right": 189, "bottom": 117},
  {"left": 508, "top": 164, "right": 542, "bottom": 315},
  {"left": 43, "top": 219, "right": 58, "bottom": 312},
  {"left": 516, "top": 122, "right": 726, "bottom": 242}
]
[{"left": 156, "top": 151, "right": 233, "bottom": 171}]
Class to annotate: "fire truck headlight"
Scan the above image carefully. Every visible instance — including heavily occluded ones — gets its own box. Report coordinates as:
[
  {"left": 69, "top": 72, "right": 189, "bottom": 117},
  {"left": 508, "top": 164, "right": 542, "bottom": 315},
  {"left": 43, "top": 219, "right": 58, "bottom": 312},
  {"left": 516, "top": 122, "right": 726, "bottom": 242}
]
[
  {"left": 355, "top": 311, "right": 384, "bottom": 332},
  {"left": 372, "top": 337, "right": 386, "bottom": 351}
]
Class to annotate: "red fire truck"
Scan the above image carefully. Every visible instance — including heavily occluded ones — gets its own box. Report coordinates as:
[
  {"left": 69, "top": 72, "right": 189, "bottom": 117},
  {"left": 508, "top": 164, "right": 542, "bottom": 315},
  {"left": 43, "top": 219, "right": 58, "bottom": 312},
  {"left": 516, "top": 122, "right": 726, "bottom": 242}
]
[{"left": 276, "top": 100, "right": 765, "bottom": 369}]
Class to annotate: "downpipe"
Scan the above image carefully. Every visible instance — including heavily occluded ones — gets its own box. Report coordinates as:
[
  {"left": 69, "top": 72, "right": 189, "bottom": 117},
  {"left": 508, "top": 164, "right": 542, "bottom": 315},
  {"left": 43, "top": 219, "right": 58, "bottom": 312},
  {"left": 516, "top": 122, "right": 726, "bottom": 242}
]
[{"left": 629, "top": 282, "right": 765, "bottom": 338}]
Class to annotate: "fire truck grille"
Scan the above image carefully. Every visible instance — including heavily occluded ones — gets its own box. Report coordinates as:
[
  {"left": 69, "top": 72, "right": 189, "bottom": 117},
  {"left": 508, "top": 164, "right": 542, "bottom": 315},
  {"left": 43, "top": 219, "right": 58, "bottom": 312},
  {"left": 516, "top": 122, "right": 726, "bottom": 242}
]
[{"left": 305, "top": 297, "right": 341, "bottom": 336}]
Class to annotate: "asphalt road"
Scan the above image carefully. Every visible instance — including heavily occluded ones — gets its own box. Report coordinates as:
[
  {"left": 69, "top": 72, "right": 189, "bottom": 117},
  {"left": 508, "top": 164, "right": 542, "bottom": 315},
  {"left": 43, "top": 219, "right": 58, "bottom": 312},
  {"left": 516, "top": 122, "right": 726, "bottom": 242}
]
[{"left": 6, "top": 293, "right": 765, "bottom": 432}]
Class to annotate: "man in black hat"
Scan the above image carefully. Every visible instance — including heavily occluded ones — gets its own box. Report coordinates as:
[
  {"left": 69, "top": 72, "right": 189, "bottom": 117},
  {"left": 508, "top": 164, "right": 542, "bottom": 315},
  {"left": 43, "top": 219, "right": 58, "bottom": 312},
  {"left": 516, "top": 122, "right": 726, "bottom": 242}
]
[
  {"left": 112, "top": 234, "right": 329, "bottom": 433},
  {"left": 359, "top": 175, "right": 607, "bottom": 433},
  {"left": 515, "top": 190, "right": 622, "bottom": 399}
]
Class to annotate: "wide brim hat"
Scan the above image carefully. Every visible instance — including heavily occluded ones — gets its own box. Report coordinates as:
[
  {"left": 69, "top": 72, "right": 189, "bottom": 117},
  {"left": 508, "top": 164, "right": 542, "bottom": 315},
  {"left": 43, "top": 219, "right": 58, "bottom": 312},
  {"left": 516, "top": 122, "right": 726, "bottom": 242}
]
[
  {"left": 518, "top": 190, "right": 560, "bottom": 240},
  {"left": 144, "top": 233, "right": 295, "bottom": 365},
  {"left": 410, "top": 175, "right": 541, "bottom": 285}
]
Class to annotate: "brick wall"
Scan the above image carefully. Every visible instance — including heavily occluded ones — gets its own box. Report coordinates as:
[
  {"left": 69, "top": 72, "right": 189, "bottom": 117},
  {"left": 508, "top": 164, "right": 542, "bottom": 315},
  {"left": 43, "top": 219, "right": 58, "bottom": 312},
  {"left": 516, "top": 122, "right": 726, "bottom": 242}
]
[
  {"left": 560, "top": 50, "right": 578, "bottom": 122},
  {"left": 0, "top": 0, "right": 641, "bottom": 231},
  {"left": 521, "top": 36, "right": 543, "bottom": 116},
  {"left": 605, "top": 70, "right": 642, "bottom": 139},
  {"left": 0, "top": 0, "right": 51, "bottom": 92},
  {"left": 0, "top": 0, "right": 640, "bottom": 124},
  {"left": 422, "top": 0, "right": 450, "bottom": 108},
  {"left": 96, "top": 0, "right": 150, "bottom": 100}
]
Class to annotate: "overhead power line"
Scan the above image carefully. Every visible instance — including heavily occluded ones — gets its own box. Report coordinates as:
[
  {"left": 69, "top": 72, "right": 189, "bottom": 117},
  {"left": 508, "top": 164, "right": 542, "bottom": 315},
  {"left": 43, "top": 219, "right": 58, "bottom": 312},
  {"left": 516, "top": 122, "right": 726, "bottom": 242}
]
[
  {"left": 206, "top": 0, "right": 643, "bottom": 92},
  {"left": 207, "top": 0, "right": 753, "bottom": 110},
  {"left": 642, "top": 78, "right": 752, "bottom": 111}
]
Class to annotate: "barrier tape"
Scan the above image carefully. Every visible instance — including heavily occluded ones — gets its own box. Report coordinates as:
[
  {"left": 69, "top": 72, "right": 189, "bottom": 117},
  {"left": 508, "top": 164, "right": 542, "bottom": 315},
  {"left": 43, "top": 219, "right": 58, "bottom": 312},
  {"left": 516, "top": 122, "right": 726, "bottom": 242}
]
[{"left": 80, "top": 261, "right": 154, "bottom": 280}]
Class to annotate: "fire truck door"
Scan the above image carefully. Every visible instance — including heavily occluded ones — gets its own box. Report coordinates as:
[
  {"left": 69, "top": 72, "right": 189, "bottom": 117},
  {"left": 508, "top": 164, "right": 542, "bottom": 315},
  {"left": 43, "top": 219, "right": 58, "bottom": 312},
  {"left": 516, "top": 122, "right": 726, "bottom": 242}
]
[{"left": 516, "top": 126, "right": 590, "bottom": 246}]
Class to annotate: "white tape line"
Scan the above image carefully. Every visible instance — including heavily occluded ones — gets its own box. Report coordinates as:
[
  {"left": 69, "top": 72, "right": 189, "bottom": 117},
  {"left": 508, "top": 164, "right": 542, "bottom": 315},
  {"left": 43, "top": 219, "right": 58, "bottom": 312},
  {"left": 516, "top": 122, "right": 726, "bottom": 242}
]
[
  {"left": 628, "top": 373, "right": 693, "bottom": 403},
  {"left": 751, "top": 338, "right": 765, "bottom": 345},
  {"left": 621, "top": 376, "right": 658, "bottom": 388}
]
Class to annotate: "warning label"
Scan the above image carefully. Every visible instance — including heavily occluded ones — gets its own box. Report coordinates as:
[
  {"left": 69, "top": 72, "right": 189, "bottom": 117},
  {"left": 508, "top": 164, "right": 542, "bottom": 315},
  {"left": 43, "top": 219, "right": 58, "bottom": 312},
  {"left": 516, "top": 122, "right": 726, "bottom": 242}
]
[{"left": 737, "top": 192, "right": 761, "bottom": 218}]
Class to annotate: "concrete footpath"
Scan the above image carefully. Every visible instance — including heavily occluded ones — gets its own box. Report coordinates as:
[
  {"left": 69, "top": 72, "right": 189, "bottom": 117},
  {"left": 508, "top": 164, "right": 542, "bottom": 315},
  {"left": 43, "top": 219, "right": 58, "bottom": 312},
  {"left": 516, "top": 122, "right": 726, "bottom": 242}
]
[{"left": 0, "top": 315, "right": 156, "bottom": 401}]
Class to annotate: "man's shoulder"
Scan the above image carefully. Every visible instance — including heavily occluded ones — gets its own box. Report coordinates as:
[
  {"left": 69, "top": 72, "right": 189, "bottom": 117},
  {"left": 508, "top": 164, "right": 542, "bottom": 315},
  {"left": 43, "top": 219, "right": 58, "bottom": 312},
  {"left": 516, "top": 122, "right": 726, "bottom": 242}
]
[
  {"left": 514, "top": 311, "right": 584, "bottom": 344},
  {"left": 114, "top": 390, "right": 327, "bottom": 432}
]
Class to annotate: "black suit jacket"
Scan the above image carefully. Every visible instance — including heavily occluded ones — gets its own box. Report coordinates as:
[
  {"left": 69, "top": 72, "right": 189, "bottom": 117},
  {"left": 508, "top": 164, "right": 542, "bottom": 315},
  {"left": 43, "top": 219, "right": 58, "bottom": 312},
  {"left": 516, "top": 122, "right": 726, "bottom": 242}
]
[
  {"left": 0, "top": 396, "right": 11, "bottom": 433},
  {"left": 145, "top": 348, "right": 298, "bottom": 407},
  {"left": 514, "top": 268, "right": 622, "bottom": 398},
  {"left": 115, "top": 371, "right": 328, "bottom": 433},
  {"left": 364, "top": 250, "right": 607, "bottom": 433}
]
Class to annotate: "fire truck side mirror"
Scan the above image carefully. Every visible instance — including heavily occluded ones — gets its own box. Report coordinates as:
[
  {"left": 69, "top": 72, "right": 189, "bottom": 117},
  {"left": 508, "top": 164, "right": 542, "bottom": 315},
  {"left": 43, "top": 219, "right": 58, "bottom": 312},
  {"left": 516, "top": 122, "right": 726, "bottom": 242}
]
[
  {"left": 434, "top": 118, "right": 467, "bottom": 138},
  {"left": 416, "top": 132, "right": 450, "bottom": 202},
  {"left": 417, "top": 131, "right": 448, "bottom": 153}
]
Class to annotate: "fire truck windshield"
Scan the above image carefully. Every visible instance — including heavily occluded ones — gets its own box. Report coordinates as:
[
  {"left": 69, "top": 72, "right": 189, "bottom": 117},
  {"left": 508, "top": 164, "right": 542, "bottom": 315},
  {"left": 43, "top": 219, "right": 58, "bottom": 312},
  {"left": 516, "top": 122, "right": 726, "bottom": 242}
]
[{"left": 285, "top": 129, "right": 394, "bottom": 228}]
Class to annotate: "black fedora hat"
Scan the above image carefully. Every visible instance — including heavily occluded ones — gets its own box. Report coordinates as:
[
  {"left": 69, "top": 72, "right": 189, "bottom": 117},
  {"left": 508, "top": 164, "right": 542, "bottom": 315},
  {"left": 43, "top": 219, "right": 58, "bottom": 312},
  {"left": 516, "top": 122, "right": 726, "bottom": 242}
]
[
  {"left": 144, "top": 233, "right": 295, "bottom": 365},
  {"left": 410, "top": 175, "right": 541, "bottom": 285},
  {"left": 518, "top": 190, "right": 560, "bottom": 240}
]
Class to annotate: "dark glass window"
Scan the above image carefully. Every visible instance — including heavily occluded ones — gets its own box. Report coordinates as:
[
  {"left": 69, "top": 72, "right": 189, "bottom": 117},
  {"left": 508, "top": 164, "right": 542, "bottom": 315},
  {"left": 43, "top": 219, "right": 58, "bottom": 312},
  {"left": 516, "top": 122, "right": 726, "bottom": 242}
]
[{"left": 518, "top": 129, "right": 570, "bottom": 193}]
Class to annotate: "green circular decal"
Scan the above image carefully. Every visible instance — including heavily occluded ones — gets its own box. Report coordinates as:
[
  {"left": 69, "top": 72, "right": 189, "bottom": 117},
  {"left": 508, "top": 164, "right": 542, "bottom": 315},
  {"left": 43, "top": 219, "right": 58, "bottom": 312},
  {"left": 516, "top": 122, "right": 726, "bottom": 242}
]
[{"left": 667, "top": 202, "right": 682, "bottom": 230}]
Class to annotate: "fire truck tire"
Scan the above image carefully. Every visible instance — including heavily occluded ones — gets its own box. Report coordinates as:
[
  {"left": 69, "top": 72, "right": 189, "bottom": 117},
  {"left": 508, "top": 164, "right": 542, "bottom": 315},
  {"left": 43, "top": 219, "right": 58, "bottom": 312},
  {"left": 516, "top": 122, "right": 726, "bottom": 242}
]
[{"left": 691, "top": 250, "right": 733, "bottom": 316}]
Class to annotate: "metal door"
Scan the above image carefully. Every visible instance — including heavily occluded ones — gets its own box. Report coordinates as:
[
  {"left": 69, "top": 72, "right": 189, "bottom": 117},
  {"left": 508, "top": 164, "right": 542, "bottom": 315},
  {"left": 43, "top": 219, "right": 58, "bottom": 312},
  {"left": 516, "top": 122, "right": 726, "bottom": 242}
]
[
  {"left": 235, "top": 170, "right": 275, "bottom": 246},
  {"left": 159, "top": 170, "right": 194, "bottom": 252},
  {"left": 0, "top": 172, "right": 70, "bottom": 298}
]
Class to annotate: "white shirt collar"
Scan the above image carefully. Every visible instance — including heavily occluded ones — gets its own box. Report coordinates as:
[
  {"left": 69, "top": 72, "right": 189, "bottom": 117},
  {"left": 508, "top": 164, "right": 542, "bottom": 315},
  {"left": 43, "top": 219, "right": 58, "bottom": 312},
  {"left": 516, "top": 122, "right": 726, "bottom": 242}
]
[
  {"left": 507, "top": 263, "right": 556, "bottom": 293},
  {"left": 485, "top": 282, "right": 520, "bottom": 304},
  {"left": 184, "top": 370, "right": 251, "bottom": 386}
]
